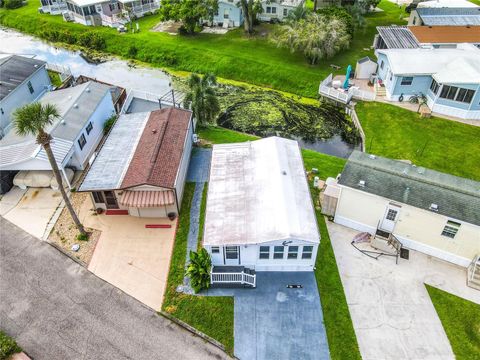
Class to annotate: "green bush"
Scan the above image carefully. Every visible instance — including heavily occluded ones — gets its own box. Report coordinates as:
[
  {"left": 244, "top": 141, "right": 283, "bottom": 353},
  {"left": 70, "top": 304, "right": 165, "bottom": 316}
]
[
  {"left": 78, "top": 32, "right": 106, "bottom": 50},
  {"left": 3, "top": 0, "right": 23, "bottom": 9},
  {"left": 0, "top": 331, "right": 22, "bottom": 360},
  {"left": 317, "top": 6, "right": 354, "bottom": 37},
  {"left": 127, "top": 44, "right": 138, "bottom": 57},
  {"left": 185, "top": 248, "right": 211, "bottom": 293},
  {"left": 103, "top": 114, "right": 117, "bottom": 135},
  {"left": 76, "top": 233, "right": 88, "bottom": 241}
]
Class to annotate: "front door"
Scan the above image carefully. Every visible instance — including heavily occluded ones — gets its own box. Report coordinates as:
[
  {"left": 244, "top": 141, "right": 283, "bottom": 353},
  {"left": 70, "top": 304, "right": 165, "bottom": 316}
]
[
  {"left": 224, "top": 246, "right": 240, "bottom": 265},
  {"left": 103, "top": 191, "right": 119, "bottom": 209},
  {"left": 380, "top": 203, "right": 401, "bottom": 233}
]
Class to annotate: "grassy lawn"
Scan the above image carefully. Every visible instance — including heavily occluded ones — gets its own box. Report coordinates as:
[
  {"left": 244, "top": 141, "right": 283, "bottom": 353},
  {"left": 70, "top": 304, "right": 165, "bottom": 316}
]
[
  {"left": 162, "top": 182, "right": 234, "bottom": 353},
  {"left": 356, "top": 102, "right": 480, "bottom": 181},
  {"left": 0, "top": 1, "right": 405, "bottom": 98},
  {"left": 47, "top": 70, "right": 62, "bottom": 87},
  {"left": 426, "top": 285, "right": 480, "bottom": 359}
]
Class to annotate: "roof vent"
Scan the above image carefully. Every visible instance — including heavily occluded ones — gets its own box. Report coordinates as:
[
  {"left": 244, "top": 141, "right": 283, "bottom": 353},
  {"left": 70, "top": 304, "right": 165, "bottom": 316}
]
[
  {"left": 430, "top": 203, "right": 439, "bottom": 212},
  {"left": 282, "top": 170, "right": 287, "bottom": 175},
  {"left": 68, "top": 95, "right": 72, "bottom": 99},
  {"left": 34, "top": 64, "right": 38, "bottom": 68},
  {"left": 368, "top": 154, "right": 376, "bottom": 160},
  {"left": 358, "top": 180, "right": 366, "bottom": 187},
  {"left": 152, "top": 129, "right": 157, "bottom": 134},
  {"left": 86, "top": 88, "right": 90, "bottom": 93},
  {"left": 61, "top": 119, "right": 66, "bottom": 125},
  {"left": 73, "top": 103, "right": 78, "bottom": 108}
]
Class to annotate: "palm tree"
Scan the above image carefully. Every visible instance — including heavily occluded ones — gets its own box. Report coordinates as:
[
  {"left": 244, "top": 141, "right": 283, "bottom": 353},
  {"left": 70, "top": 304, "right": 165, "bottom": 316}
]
[
  {"left": 13, "top": 103, "right": 87, "bottom": 236},
  {"left": 183, "top": 73, "right": 220, "bottom": 126}
]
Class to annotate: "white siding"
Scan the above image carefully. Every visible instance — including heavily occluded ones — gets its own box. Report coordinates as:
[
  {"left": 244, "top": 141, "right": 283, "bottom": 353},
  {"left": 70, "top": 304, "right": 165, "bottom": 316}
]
[
  {"left": 334, "top": 186, "right": 480, "bottom": 267},
  {"left": 67, "top": 91, "right": 115, "bottom": 170},
  {"left": 205, "top": 239, "right": 318, "bottom": 271},
  {"left": 174, "top": 117, "right": 193, "bottom": 210}
]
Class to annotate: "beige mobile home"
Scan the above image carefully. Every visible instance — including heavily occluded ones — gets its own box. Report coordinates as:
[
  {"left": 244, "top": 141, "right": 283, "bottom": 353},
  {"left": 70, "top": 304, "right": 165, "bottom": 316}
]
[{"left": 324, "top": 151, "right": 480, "bottom": 268}]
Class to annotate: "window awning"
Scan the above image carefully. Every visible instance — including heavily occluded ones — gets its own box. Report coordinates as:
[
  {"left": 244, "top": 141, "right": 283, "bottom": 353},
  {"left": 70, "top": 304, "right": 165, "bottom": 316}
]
[{"left": 119, "top": 190, "right": 175, "bottom": 208}]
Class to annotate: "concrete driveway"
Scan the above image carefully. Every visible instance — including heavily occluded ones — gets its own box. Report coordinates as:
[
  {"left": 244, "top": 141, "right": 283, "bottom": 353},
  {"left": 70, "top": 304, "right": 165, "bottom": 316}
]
[
  {"left": 207, "top": 272, "right": 330, "bottom": 360},
  {"left": 0, "top": 218, "right": 230, "bottom": 360},
  {"left": 79, "top": 198, "right": 177, "bottom": 310},
  {"left": 0, "top": 187, "right": 62, "bottom": 239},
  {"left": 327, "top": 221, "right": 480, "bottom": 360}
]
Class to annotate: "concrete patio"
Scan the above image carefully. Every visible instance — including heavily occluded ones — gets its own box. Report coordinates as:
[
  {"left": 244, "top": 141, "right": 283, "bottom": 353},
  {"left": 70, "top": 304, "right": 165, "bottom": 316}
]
[
  {"left": 0, "top": 187, "right": 63, "bottom": 239},
  {"left": 206, "top": 272, "right": 330, "bottom": 360},
  {"left": 327, "top": 221, "right": 479, "bottom": 360},
  {"left": 78, "top": 197, "right": 177, "bottom": 310}
]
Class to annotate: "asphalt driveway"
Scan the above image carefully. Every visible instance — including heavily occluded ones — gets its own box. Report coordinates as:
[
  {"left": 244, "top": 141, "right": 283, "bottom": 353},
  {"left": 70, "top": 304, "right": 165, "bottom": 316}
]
[
  {"left": 207, "top": 272, "right": 330, "bottom": 360},
  {"left": 0, "top": 217, "right": 230, "bottom": 360}
]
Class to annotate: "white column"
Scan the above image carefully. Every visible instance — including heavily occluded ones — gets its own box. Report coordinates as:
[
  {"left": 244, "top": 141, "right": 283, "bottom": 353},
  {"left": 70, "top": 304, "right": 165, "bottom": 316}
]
[{"left": 61, "top": 166, "right": 72, "bottom": 189}]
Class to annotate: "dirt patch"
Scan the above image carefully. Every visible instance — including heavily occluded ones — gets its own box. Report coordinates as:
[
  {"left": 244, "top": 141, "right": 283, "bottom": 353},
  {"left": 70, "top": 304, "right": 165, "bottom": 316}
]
[
  {"left": 151, "top": 21, "right": 182, "bottom": 34},
  {"left": 48, "top": 192, "right": 100, "bottom": 265}
]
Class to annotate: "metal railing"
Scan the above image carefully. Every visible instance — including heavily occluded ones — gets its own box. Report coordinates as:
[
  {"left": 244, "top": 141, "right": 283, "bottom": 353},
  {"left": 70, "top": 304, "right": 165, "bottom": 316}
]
[
  {"left": 120, "top": 89, "right": 162, "bottom": 114},
  {"left": 345, "top": 105, "right": 366, "bottom": 152},
  {"left": 46, "top": 63, "right": 72, "bottom": 82},
  {"left": 319, "top": 74, "right": 375, "bottom": 104},
  {"left": 468, "top": 254, "right": 479, "bottom": 284},
  {"left": 210, "top": 270, "right": 256, "bottom": 287}
]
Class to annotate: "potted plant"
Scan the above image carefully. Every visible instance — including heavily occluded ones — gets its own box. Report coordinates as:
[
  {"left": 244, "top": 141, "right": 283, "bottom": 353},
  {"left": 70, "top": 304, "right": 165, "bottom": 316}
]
[{"left": 168, "top": 212, "right": 176, "bottom": 221}]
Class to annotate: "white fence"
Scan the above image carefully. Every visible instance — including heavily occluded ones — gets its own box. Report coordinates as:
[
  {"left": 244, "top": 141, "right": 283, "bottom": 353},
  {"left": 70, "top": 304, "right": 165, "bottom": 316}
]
[
  {"left": 210, "top": 270, "right": 256, "bottom": 287},
  {"left": 319, "top": 74, "right": 375, "bottom": 104}
]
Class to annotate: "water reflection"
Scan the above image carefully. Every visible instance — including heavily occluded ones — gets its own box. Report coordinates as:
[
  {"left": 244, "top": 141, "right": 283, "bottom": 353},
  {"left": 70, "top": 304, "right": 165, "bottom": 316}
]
[{"left": 0, "top": 27, "right": 172, "bottom": 94}]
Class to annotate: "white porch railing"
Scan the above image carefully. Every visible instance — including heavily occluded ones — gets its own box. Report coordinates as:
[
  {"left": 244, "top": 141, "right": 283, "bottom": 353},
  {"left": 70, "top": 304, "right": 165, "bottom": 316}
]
[
  {"left": 46, "top": 63, "right": 72, "bottom": 82},
  {"left": 120, "top": 89, "right": 161, "bottom": 114},
  {"left": 210, "top": 270, "right": 256, "bottom": 287},
  {"left": 467, "top": 254, "right": 480, "bottom": 289}
]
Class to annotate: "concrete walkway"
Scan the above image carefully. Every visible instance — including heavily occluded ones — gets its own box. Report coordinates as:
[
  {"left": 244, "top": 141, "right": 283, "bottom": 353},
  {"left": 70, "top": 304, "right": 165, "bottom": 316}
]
[
  {"left": 0, "top": 217, "right": 230, "bottom": 360},
  {"left": 327, "top": 221, "right": 480, "bottom": 360},
  {"left": 178, "top": 148, "right": 211, "bottom": 294},
  {"left": 207, "top": 272, "right": 330, "bottom": 360}
]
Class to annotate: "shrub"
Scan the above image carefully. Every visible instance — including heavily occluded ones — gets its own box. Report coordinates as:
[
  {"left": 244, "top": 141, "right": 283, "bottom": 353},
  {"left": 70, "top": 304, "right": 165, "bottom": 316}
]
[
  {"left": 127, "top": 44, "right": 138, "bottom": 57},
  {"left": 76, "top": 233, "right": 88, "bottom": 241},
  {"left": 185, "top": 248, "right": 211, "bottom": 293},
  {"left": 0, "top": 331, "right": 22, "bottom": 360},
  {"left": 317, "top": 6, "right": 354, "bottom": 37},
  {"left": 103, "top": 114, "right": 117, "bottom": 134},
  {"left": 3, "top": 0, "right": 23, "bottom": 9},
  {"left": 78, "top": 32, "right": 106, "bottom": 51}
]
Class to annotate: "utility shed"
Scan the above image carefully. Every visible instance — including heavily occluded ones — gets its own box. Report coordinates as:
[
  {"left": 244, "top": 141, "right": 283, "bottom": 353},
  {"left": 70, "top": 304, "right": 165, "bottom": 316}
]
[{"left": 203, "top": 137, "right": 320, "bottom": 271}]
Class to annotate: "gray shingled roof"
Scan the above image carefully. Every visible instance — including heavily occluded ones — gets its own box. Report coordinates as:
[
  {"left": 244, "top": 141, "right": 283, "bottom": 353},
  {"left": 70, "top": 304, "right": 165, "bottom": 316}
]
[
  {"left": 376, "top": 26, "right": 420, "bottom": 49},
  {"left": 417, "top": 7, "right": 480, "bottom": 25},
  {"left": 338, "top": 151, "right": 480, "bottom": 226},
  {"left": 0, "top": 55, "right": 47, "bottom": 101}
]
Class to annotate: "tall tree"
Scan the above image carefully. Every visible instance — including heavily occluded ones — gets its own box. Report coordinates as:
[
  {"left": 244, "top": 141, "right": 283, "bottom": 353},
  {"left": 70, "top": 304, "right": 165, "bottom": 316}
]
[
  {"left": 184, "top": 73, "right": 220, "bottom": 126},
  {"left": 239, "top": 0, "right": 263, "bottom": 34},
  {"left": 13, "top": 103, "right": 86, "bottom": 236},
  {"left": 159, "top": 0, "right": 218, "bottom": 34}
]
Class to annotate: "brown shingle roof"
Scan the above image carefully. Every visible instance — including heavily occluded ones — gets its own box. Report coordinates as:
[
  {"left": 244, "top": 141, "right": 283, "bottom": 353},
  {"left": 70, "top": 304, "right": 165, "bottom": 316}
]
[
  {"left": 121, "top": 108, "right": 192, "bottom": 189},
  {"left": 409, "top": 25, "right": 480, "bottom": 43}
]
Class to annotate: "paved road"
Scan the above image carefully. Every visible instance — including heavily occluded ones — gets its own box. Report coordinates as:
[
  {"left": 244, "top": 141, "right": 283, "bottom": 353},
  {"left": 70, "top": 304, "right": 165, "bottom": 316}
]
[{"left": 0, "top": 217, "right": 230, "bottom": 360}]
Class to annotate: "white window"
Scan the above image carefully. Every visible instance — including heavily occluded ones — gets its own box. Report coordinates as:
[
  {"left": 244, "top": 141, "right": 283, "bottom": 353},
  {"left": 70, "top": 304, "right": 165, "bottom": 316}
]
[
  {"left": 78, "top": 134, "right": 87, "bottom": 150},
  {"left": 380, "top": 60, "right": 384, "bottom": 70},
  {"left": 271, "top": 6, "right": 276, "bottom": 14},
  {"left": 86, "top": 122, "right": 93, "bottom": 135},
  {"left": 455, "top": 88, "right": 475, "bottom": 104},
  {"left": 302, "top": 246, "right": 313, "bottom": 259},
  {"left": 430, "top": 79, "right": 439, "bottom": 94},
  {"left": 211, "top": 246, "right": 220, "bottom": 254},
  {"left": 287, "top": 246, "right": 298, "bottom": 259},
  {"left": 273, "top": 246, "right": 284, "bottom": 259},
  {"left": 225, "top": 246, "right": 238, "bottom": 259},
  {"left": 400, "top": 76, "right": 413, "bottom": 86},
  {"left": 266, "top": 6, "right": 271, "bottom": 13},
  {"left": 441, "top": 221, "right": 461, "bottom": 238},
  {"left": 259, "top": 246, "right": 270, "bottom": 259},
  {"left": 224, "top": 10, "right": 229, "bottom": 19},
  {"left": 283, "top": 8, "right": 287, "bottom": 16},
  {"left": 386, "top": 209, "right": 398, "bottom": 221},
  {"left": 439, "top": 85, "right": 458, "bottom": 100}
]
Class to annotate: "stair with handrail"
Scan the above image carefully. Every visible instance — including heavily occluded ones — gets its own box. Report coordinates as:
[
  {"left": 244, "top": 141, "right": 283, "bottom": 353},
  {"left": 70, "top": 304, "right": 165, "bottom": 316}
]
[
  {"left": 210, "top": 266, "right": 256, "bottom": 288},
  {"left": 467, "top": 255, "right": 480, "bottom": 290}
]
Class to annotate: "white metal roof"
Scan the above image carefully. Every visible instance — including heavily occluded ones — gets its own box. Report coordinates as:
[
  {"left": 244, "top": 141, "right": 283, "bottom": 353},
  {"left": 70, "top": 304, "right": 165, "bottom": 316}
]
[
  {"left": 69, "top": 0, "right": 108, "bottom": 6},
  {"left": 78, "top": 112, "right": 149, "bottom": 191},
  {"left": 377, "top": 44, "right": 480, "bottom": 83},
  {"left": 417, "top": 0, "right": 479, "bottom": 8},
  {"left": 204, "top": 137, "right": 320, "bottom": 246}
]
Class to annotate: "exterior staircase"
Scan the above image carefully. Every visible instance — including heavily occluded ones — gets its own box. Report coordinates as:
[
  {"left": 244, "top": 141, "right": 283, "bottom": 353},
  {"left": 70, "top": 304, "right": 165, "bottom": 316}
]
[
  {"left": 467, "top": 255, "right": 480, "bottom": 290},
  {"left": 374, "top": 81, "right": 386, "bottom": 97},
  {"left": 210, "top": 266, "right": 256, "bottom": 288}
]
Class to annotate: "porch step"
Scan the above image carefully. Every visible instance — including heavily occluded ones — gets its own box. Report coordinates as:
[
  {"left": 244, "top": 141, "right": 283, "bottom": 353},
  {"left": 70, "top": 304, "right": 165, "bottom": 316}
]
[
  {"left": 467, "top": 255, "right": 480, "bottom": 291},
  {"left": 375, "top": 229, "right": 391, "bottom": 239},
  {"left": 105, "top": 209, "right": 129, "bottom": 215},
  {"left": 371, "top": 237, "right": 396, "bottom": 254}
]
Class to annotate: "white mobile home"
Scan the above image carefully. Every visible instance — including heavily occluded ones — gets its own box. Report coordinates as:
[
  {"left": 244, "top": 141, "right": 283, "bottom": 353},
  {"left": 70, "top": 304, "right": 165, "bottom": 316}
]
[
  {"left": 79, "top": 107, "right": 193, "bottom": 218},
  {"left": 0, "top": 81, "right": 115, "bottom": 188},
  {"left": 324, "top": 151, "right": 480, "bottom": 268},
  {"left": 204, "top": 137, "right": 320, "bottom": 273}
]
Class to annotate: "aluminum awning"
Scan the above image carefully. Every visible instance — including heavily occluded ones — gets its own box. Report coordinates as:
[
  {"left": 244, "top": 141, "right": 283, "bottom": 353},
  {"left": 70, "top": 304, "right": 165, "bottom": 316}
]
[{"left": 119, "top": 190, "right": 175, "bottom": 208}]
